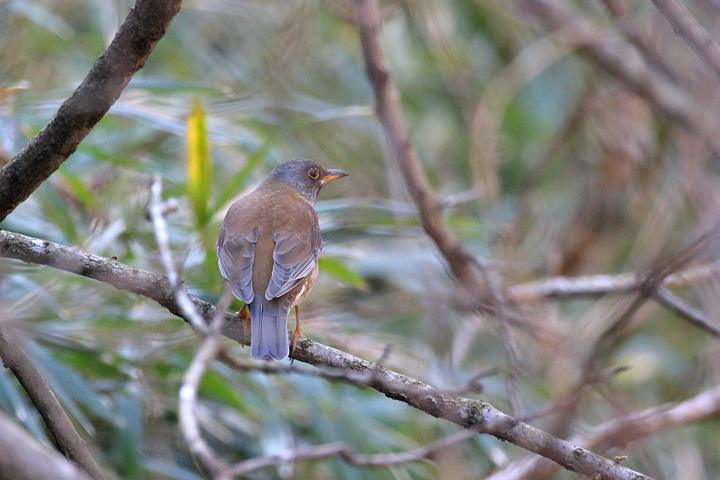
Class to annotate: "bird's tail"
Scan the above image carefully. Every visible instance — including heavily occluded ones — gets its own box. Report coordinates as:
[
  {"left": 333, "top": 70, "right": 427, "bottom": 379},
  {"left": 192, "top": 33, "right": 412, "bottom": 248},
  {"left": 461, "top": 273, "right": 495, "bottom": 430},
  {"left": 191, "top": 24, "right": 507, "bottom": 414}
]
[{"left": 249, "top": 298, "right": 289, "bottom": 360}]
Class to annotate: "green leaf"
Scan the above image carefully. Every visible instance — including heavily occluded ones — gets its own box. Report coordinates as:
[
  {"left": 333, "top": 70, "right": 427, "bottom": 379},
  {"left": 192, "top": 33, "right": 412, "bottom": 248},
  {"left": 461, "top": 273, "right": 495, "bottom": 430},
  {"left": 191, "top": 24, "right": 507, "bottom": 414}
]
[
  {"left": 318, "top": 256, "right": 367, "bottom": 290},
  {"left": 186, "top": 98, "right": 212, "bottom": 227},
  {"left": 199, "top": 370, "right": 248, "bottom": 412},
  {"left": 58, "top": 168, "right": 97, "bottom": 212},
  {"left": 210, "top": 135, "right": 274, "bottom": 215}
]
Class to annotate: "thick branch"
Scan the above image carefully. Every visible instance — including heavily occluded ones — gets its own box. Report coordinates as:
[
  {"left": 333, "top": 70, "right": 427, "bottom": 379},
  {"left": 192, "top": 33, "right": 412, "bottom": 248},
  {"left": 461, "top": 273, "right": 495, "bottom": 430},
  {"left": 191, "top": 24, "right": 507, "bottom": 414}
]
[
  {"left": 0, "top": 328, "right": 106, "bottom": 479},
  {"left": 0, "top": 411, "right": 92, "bottom": 480},
  {"left": 0, "top": 230, "right": 651, "bottom": 480},
  {"left": 0, "top": 0, "right": 182, "bottom": 222}
]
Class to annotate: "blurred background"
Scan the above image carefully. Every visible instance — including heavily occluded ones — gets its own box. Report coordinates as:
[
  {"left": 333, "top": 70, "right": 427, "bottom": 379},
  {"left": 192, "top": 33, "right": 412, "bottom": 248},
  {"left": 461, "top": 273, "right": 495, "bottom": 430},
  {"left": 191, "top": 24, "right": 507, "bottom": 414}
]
[{"left": 1, "top": 0, "right": 719, "bottom": 479}]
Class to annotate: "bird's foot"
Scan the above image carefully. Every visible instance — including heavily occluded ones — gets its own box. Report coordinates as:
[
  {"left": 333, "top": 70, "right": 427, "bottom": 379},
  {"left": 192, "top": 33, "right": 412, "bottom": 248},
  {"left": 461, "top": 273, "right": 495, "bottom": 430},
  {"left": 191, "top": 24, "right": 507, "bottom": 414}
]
[{"left": 289, "top": 329, "right": 304, "bottom": 364}]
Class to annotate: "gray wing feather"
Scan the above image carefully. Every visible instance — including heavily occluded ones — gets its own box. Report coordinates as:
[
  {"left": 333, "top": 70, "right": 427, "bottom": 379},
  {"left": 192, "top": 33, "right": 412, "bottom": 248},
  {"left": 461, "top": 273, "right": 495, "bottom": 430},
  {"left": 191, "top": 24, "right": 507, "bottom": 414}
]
[
  {"left": 265, "top": 227, "right": 320, "bottom": 300},
  {"left": 217, "top": 226, "right": 259, "bottom": 303}
]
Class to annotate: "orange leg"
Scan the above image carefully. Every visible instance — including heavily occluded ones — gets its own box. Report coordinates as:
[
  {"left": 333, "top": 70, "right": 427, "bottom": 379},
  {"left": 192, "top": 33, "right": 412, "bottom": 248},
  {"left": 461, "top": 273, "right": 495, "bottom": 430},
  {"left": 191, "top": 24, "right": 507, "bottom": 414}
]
[
  {"left": 290, "top": 305, "right": 304, "bottom": 360},
  {"left": 238, "top": 304, "right": 251, "bottom": 322},
  {"left": 238, "top": 305, "right": 251, "bottom": 343}
]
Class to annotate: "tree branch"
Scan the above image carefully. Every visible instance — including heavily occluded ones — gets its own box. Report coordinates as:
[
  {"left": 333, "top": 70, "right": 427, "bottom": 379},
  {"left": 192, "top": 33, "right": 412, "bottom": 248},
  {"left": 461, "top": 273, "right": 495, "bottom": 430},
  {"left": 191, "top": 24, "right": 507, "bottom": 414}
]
[
  {"left": 0, "top": 328, "right": 106, "bottom": 479},
  {"left": 651, "top": 0, "right": 720, "bottom": 81},
  {"left": 0, "top": 229, "right": 653, "bottom": 479},
  {"left": 487, "top": 384, "right": 720, "bottom": 480},
  {"left": 517, "top": 0, "right": 720, "bottom": 155},
  {"left": 508, "top": 261, "right": 720, "bottom": 302},
  {"left": 148, "top": 177, "right": 231, "bottom": 476},
  {"left": 508, "top": 262, "right": 720, "bottom": 338},
  {"left": 351, "top": 0, "right": 526, "bottom": 416},
  {"left": 0, "top": 0, "right": 182, "bottom": 222},
  {"left": 219, "top": 424, "right": 484, "bottom": 479},
  {"left": 0, "top": 411, "right": 93, "bottom": 480}
]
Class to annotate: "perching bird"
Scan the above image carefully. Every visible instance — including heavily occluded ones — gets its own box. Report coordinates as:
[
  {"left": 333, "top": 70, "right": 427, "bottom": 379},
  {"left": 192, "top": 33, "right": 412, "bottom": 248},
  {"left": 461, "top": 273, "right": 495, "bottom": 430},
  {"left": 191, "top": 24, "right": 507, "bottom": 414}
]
[{"left": 217, "top": 159, "right": 348, "bottom": 360}]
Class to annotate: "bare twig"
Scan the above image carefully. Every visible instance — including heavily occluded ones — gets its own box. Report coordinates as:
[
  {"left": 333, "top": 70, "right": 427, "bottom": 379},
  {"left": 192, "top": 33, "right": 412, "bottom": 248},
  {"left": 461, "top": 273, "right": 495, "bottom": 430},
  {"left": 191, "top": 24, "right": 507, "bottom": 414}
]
[
  {"left": 487, "top": 384, "right": 720, "bottom": 480},
  {"left": 220, "top": 425, "right": 483, "bottom": 479},
  {"left": 517, "top": 0, "right": 720, "bottom": 155},
  {"left": 0, "top": 411, "right": 93, "bottom": 480},
  {"left": 148, "top": 177, "right": 207, "bottom": 333},
  {"left": 601, "top": 0, "right": 681, "bottom": 83},
  {"left": 149, "top": 177, "right": 231, "bottom": 475},
  {"left": 0, "top": 229, "right": 652, "bottom": 480},
  {"left": 0, "top": 328, "right": 107, "bottom": 479},
  {"left": 508, "top": 261, "right": 720, "bottom": 338},
  {"left": 508, "top": 260, "right": 720, "bottom": 302},
  {"left": 0, "top": 0, "right": 182, "bottom": 222},
  {"left": 652, "top": 0, "right": 720, "bottom": 81},
  {"left": 178, "top": 311, "right": 231, "bottom": 476},
  {"left": 653, "top": 287, "right": 720, "bottom": 337}
]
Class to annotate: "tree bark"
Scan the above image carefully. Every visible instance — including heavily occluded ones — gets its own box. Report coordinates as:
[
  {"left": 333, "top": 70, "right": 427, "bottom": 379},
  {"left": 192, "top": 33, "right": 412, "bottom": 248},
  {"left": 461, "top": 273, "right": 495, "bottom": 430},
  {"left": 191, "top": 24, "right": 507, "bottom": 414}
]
[{"left": 0, "top": 0, "right": 182, "bottom": 222}]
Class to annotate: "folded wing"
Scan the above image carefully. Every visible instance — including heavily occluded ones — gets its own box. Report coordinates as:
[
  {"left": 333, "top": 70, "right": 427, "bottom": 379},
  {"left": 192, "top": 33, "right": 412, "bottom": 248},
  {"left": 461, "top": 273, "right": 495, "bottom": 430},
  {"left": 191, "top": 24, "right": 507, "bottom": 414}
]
[
  {"left": 217, "top": 225, "right": 259, "bottom": 303},
  {"left": 265, "top": 226, "right": 321, "bottom": 301}
]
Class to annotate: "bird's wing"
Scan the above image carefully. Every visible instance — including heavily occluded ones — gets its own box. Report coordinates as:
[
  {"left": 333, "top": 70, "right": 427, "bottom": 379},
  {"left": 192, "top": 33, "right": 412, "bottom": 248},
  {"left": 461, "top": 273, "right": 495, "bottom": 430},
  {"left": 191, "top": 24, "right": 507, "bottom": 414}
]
[
  {"left": 265, "top": 222, "right": 321, "bottom": 300},
  {"left": 217, "top": 224, "right": 259, "bottom": 303}
]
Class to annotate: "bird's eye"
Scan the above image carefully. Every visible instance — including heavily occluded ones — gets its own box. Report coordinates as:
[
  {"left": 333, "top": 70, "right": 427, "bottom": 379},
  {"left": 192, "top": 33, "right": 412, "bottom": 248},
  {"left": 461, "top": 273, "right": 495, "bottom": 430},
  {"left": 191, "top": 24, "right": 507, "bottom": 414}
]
[{"left": 307, "top": 167, "right": 320, "bottom": 180}]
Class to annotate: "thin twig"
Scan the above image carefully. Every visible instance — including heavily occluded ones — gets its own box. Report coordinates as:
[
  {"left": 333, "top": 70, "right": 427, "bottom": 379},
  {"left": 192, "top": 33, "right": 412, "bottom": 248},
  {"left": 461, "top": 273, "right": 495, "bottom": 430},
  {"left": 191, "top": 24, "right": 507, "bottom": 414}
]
[
  {"left": 517, "top": 0, "right": 720, "bottom": 156},
  {"left": 507, "top": 260, "right": 720, "bottom": 302},
  {"left": 601, "top": 0, "right": 682, "bottom": 83},
  {"left": 653, "top": 287, "right": 720, "bottom": 337},
  {"left": 149, "top": 177, "right": 231, "bottom": 476},
  {"left": 148, "top": 177, "right": 207, "bottom": 333},
  {"left": 220, "top": 425, "right": 484, "bottom": 479}
]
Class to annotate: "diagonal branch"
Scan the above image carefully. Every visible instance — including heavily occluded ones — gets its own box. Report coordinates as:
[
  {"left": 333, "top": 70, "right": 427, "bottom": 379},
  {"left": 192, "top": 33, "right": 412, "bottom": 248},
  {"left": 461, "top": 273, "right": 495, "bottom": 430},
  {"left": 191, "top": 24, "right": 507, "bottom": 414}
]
[
  {"left": 517, "top": 0, "right": 720, "bottom": 155},
  {"left": 0, "top": 230, "right": 651, "bottom": 480},
  {"left": 0, "top": 411, "right": 93, "bottom": 480},
  {"left": 652, "top": 0, "right": 720, "bottom": 81},
  {"left": 0, "top": 0, "right": 182, "bottom": 222},
  {"left": 352, "top": 0, "right": 526, "bottom": 416},
  {"left": 0, "top": 328, "right": 107, "bottom": 479}
]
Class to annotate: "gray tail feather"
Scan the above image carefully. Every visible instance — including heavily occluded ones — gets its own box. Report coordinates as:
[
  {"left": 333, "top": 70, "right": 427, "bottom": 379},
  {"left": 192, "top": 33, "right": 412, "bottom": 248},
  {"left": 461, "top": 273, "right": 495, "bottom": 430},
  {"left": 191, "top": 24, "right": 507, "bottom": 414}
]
[{"left": 250, "top": 298, "right": 289, "bottom": 360}]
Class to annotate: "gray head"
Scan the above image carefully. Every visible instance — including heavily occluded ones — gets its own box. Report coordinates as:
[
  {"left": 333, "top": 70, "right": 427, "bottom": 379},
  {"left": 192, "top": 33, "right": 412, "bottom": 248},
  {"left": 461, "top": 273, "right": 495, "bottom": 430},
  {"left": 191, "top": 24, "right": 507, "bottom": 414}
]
[{"left": 266, "top": 159, "right": 348, "bottom": 202}]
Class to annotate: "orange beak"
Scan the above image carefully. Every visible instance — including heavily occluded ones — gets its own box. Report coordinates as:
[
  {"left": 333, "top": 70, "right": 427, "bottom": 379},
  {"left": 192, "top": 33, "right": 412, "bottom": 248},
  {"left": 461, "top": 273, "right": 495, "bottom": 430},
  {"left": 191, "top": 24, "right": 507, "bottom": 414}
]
[{"left": 320, "top": 168, "right": 348, "bottom": 185}]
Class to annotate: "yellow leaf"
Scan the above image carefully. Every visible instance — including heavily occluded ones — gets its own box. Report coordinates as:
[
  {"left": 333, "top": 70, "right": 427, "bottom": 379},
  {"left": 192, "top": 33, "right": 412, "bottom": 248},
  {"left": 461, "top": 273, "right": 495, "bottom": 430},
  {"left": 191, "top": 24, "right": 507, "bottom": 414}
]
[{"left": 186, "top": 98, "right": 212, "bottom": 227}]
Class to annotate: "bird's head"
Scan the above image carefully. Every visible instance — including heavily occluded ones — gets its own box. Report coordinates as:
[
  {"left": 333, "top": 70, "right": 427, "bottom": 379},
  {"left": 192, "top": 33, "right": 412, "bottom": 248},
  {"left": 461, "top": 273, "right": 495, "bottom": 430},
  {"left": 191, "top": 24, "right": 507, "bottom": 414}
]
[{"left": 267, "top": 159, "right": 348, "bottom": 202}]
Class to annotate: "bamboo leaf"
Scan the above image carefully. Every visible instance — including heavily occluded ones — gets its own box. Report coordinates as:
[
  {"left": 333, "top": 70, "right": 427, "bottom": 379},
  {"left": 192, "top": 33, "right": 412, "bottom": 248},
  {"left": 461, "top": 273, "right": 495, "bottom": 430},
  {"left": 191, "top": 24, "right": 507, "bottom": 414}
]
[
  {"left": 318, "top": 256, "right": 368, "bottom": 290},
  {"left": 186, "top": 98, "right": 212, "bottom": 227}
]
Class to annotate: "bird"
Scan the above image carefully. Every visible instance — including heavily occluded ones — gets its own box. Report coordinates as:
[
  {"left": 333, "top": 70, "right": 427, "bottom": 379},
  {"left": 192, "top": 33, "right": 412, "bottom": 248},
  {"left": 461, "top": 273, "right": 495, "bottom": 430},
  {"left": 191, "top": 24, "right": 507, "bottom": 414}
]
[{"left": 217, "top": 159, "right": 348, "bottom": 360}]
